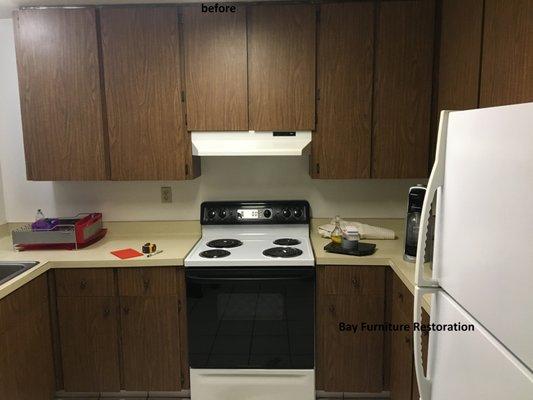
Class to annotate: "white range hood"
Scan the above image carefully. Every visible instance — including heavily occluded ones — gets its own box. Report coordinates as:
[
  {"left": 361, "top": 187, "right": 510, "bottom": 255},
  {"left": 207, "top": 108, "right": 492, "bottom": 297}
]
[{"left": 191, "top": 131, "right": 312, "bottom": 156}]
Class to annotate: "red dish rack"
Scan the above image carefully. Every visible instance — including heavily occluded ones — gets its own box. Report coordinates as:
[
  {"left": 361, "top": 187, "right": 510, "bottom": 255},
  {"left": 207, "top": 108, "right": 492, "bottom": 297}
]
[{"left": 11, "top": 213, "right": 107, "bottom": 251}]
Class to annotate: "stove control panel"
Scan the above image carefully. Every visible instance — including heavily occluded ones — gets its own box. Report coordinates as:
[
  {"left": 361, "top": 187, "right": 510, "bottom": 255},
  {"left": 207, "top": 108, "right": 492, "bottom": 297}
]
[{"left": 201, "top": 201, "right": 310, "bottom": 225}]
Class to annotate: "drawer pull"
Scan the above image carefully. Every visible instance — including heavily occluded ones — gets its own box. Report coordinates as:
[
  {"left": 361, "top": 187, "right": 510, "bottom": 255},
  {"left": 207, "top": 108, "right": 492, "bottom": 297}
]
[
  {"left": 143, "top": 279, "right": 150, "bottom": 292},
  {"left": 103, "top": 308, "right": 110, "bottom": 317},
  {"left": 405, "top": 336, "right": 411, "bottom": 345},
  {"left": 123, "top": 307, "right": 130, "bottom": 315},
  {"left": 351, "top": 278, "right": 359, "bottom": 288},
  {"left": 328, "top": 305, "right": 335, "bottom": 315},
  {"left": 80, "top": 279, "right": 87, "bottom": 290},
  {"left": 398, "top": 292, "right": 404, "bottom": 302}
]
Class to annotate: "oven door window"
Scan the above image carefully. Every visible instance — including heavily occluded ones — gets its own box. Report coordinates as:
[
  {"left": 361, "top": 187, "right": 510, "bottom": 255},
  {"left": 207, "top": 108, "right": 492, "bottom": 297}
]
[{"left": 186, "top": 267, "right": 315, "bottom": 369}]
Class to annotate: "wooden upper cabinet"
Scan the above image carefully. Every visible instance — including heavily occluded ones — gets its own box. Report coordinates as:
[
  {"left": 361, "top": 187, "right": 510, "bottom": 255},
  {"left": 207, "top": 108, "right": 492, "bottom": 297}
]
[
  {"left": 13, "top": 8, "right": 108, "bottom": 180},
  {"left": 480, "top": 0, "right": 533, "bottom": 107},
  {"left": 100, "top": 7, "right": 195, "bottom": 180},
  {"left": 372, "top": 0, "right": 436, "bottom": 178},
  {"left": 312, "top": 2, "right": 374, "bottom": 179},
  {"left": 182, "top": 6, "right": 248, "bottom": 131},
  {"left": 247, "top": 4, "right": 316, "bottom": 131}
]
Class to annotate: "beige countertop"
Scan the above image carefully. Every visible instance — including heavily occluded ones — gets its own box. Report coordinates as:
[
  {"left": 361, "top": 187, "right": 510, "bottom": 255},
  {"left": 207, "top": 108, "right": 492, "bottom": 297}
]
[
  {"left": 0, "top": 218, "right": 431, "bottom": 311},
  {"left": 311, "top": 218, "right": 433, "bottom": 312}
]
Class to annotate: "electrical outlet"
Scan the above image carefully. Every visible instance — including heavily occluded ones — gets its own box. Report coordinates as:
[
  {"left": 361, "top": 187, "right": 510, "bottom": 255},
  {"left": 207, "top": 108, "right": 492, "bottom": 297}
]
[{"left": 161, "top": 186, "right": 172, "bottom": 203}]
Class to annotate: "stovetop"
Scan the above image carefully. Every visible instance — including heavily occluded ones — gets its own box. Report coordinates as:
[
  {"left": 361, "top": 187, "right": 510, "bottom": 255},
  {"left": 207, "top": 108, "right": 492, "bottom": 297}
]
[{"left": 185, "top": 225, "right": 315, "bottom": 267}]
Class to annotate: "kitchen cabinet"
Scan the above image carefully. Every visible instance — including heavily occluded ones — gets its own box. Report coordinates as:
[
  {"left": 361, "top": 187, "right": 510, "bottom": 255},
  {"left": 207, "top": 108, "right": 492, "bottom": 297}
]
[
  {"left": 432, "top": 0, "right": 484, "bottom": 166},
  {"left": 479, "top": 0, "right": 533, "bottom": 107},
  {"left": 372, "top": 0, "right": 436, "bottom": 178},
  {"left": 182, "top": 6, "right": 248, "bottom": 131},
  {"left": 247, "top": 4, "right": 316, "bottom": 131},
  {"left": 388, "top": 273, "right": 430, "bottom": 400},
  {"left": 101, "top": 7, "right": 198, "bottom": 180},
  {"left": 0, "top": 275, "right": 55, "bottom": 399},
  {"left": 118, "top": 267, "right": 184, "bottom": 391},
  {"left": 316, "top": 266, "right": 386, "bottom": 393},
  {"left": 13, "top": 8, "right": 108, "bottom": 180},
  {"left": 312, "top": 2, "right": 374, "bottom": 179},
  {"left": 55, "top": 269, "right": 120, "bottom": 391}
]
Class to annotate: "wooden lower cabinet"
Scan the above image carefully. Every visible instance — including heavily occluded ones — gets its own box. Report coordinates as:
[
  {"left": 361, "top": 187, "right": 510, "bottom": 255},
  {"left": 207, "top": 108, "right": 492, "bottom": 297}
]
[
  {"left": 388, "top": 273, "right": 430, "bottom": 400},
  {"left": 57, "top": 296, "right": 120, "bottom": 391},
  {"left": 316, "top": 265, "right": 386, "bottom": 392},
  {"left": 53, "top": 267, "right": 186, "bottom": 392},
  {"left": 120, "top": 295, "right": 182, "bottom": 390},
  {"left": 0, "top": 275, "right": 55, "bottom": 399}
]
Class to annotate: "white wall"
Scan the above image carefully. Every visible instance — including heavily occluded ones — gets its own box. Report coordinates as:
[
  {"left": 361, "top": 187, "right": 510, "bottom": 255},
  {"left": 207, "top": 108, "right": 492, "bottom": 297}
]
[{"left": 0, "top": 18, "right": 424, "bottom": 223}]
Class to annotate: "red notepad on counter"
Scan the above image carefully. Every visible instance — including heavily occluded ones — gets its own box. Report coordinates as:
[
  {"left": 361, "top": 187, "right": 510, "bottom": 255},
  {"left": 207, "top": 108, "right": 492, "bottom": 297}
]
[{"left": 111, "top": 248, "right": 143, "bottom": 259}]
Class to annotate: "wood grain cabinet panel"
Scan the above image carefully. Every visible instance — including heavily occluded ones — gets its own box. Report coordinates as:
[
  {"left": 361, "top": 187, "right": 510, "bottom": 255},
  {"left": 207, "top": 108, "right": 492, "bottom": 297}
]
[
  {"left": 480, "top": 0, "right": 533, "bottom": 107},
  {"left": 13, "top": 8, "right": 108, "bottom": 180},
  {"left": 100, "top": 7, "right": 196, "bottom": 180},
  {"left": 312, "top": 2, "right": 374, "bottom": 179},
  {"left": 372, "top": 0, "right": 436, "bottom": 178},
  {"left": 118, "top": 267, "right": 179, "bottom": 296},
  {"left": 182, "top": 6, "right": 248, "bottom": 130},
  {"left": 317, "top": 266, "right": 386, "bottom": 392},
  {"left": 0, "top": 275, "right": 55, "bottom": 399},
  {"left": 247, "top": 4, "right": 316, "bottom": 130},
  {"left": 57, "top": 296, "right": 121, "bottom": 391},
  {"left": 55, "top": 268, "right": 115, "bottom": 297},
  {"left": 120, "top": 296, "right": 182, "bottom": 390}
]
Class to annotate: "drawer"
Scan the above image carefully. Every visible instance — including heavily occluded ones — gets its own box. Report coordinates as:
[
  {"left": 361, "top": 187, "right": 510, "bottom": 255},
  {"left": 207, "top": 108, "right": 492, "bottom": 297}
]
[
  {"left": 320, "top": 265, "right": 386, "bottom": 296},
  {"left": 118, "top": 267, "right": 179, "bottom": 296},
  {"left": 391, "top": 273, "right": 414, "bottom": 319},
  {"left": 55, "top": 268, "right": 115, "bottom": 297}
]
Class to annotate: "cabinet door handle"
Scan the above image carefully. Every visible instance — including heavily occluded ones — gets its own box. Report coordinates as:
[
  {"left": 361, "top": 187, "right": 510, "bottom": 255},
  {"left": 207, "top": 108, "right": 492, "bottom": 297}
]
[
  {"left": 328, "top": 304, "right": 335, "bottom": 315},
  {"left": 80, "top": 279, "right": 87, "bottom": 290},
  {"left": 398, "top": 292, "right": 404, "bottom": 302},
  {"left": 351, "top": 278, "right": 359, "bottom": 288},
  {"left": 123, "top": 307, "right": 130, "bottom": 315},
  {"left": 103, "top": 308, "right": 110, "bottom": 317},
  {"left": 143, "top": 279, "right": 150, "bottom": 292},
  {"left": 405, "top": 336, "right": 411, "bottom": 345}
]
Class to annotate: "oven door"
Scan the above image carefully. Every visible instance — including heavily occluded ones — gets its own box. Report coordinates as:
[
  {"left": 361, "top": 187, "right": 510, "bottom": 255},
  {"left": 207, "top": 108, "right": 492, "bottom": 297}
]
[{"left": 186, "top": 266, "right": 315, "bottom": 370}]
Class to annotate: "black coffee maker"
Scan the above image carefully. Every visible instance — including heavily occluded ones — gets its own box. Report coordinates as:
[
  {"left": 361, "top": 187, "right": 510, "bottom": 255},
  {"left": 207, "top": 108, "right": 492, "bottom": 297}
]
[{"left": 404, "top": 185, "right": 431, "bottom": 262}]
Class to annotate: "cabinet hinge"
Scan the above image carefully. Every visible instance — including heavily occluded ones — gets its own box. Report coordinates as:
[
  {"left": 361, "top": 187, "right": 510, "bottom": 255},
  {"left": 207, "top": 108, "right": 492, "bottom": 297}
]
[
  {"left": 316, "top": 88, "right": 320, "bottom": 101},
  {"left": 178, "top": 299, "right": 182, "bottom": 313},
  {"left": 316, "top": 163, "right": 320, "bottom": 175},
  {"left": 185, "top": 164, "right": 189, "bottom": 176},
  {"left": 181, "top": 90, "right": 186, "bottom": 103}
]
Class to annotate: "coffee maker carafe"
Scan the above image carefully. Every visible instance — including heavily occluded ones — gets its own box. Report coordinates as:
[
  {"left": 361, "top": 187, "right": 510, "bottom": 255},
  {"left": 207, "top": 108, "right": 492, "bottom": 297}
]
[{"left": 404, "top": 185, "right": 428, "bottom": 262}]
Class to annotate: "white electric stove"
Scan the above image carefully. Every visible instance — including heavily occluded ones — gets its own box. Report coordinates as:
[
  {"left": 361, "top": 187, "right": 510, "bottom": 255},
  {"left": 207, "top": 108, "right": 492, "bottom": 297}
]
[{"left": 184, "top": 200, "right": 316, "bottom": 400}]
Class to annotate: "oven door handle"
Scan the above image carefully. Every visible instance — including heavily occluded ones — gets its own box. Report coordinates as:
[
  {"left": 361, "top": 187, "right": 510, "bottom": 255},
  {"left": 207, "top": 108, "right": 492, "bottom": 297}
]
[{"left": 187, "top": 275, "right": 313, "bottom": 283}]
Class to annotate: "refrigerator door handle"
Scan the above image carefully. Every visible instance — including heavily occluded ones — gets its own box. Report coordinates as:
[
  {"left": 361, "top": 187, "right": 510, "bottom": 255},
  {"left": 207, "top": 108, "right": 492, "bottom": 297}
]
[
  {"left": 415, "top": 110, "right": 449, "bottom": 288},
  {"left": 413, "top": 286, "right": 437, "bottom": 400}
]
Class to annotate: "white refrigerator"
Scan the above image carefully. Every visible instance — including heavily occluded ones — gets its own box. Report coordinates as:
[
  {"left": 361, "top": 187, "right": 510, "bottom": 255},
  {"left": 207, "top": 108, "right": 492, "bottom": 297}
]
[{"left": 413, "top": 103, "right": 533, "bottom": 399}]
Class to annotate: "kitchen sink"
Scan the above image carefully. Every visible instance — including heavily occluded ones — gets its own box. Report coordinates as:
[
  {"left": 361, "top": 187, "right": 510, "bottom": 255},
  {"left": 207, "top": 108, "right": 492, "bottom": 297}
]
[{"left": 0, "top": 262, "right": 39, "bottom": 286}]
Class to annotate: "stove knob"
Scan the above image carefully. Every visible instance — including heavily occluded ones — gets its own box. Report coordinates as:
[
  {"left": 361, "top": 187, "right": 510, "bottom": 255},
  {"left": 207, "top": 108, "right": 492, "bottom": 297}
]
[
  {"left": 282, "top": 208, "right": 291, "bottom": 218},
  {"left": 218, "top": 209, "right": 227, "bottom": 219},
  {"left": 207, "top": 209, "right": 216, "bottom": 219},
  {"left": 263, "top": 209, "right": 272, "bottom": 219},
  {"left": 293, "top": 208, "right": 303, "bottom": 218}
]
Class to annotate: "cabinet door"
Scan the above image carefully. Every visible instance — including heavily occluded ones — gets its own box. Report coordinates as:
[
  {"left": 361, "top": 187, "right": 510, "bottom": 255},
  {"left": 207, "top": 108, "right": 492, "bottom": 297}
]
[
  {"left": 372, "top": 0, "right": 435, "bottom": 178},
  {"left": 389, "top": 322, "right": 414, "bottom": 400},
  {"left": 13, "top": 8, "right": 108, "bottom": 180},
  {"left": 101, "top": 7, "right": 195, "bottom": 180},
  {"left": 432, "top": 0, "right": 484, "bottom": 166},
  {"left": 312, "top": 2, "right": 374, "bottom": 179},
  {"left": 182, "top": 6, "right": 248, "bottom": 130},
  {"left": 479, "top": 0, "right": 533, "bottom": 107},
  {"left": 0, "top": 276, "right": 55, "bottom": 400},
  {"left": 120, "top": 296, "right": 182, "bottom": 390},
  {"left": 317, "top": 266, "right": 386, "bottom": 392},
  {"left": 247, "top": 4, "right": 316, "bottom": 130},
  {"left": 57, "top": 296, "right": 120, "bottom": 391}
]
